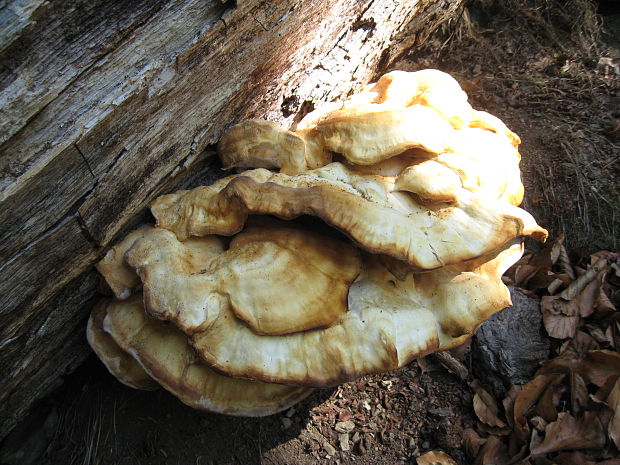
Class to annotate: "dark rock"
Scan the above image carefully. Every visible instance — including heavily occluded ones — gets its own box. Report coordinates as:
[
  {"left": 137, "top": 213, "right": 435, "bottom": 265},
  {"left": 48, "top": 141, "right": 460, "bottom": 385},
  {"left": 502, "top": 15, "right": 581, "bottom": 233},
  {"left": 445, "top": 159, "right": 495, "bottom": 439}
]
[{"left": 472, "top": 286, "right": 550, "bottom": 395}]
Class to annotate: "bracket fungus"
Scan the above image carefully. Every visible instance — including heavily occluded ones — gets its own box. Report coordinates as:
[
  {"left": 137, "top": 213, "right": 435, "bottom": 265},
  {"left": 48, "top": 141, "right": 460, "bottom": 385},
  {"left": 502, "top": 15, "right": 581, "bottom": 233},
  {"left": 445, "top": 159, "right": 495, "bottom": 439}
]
[{"left": 88, "top": 69, "right": 547, "bottom": 415}]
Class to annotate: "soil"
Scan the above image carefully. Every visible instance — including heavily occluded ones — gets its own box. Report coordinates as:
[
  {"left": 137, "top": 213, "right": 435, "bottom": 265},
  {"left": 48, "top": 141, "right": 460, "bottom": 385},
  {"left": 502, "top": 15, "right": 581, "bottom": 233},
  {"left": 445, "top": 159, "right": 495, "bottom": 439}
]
[
  {"left": 25, "top": 357, "right": 473, "bottom": 465},
  {"left": 2, "top": 1, "right": 618, "bottom": 464}
]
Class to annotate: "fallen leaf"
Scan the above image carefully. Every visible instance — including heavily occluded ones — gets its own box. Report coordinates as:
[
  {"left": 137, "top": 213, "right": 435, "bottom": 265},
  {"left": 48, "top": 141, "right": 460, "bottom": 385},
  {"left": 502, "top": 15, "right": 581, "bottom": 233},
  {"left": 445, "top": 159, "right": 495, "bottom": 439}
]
[
  {"left": 554, "top": 451, "right": 597, "bottom": 465},
  {"left": 513, "top": 263, "right": 540, "bottom": 288},
  {"left": 606, "top": 377, "right": 620, "bottom": 448},
  {"left": 416, "top": 450, "right": 458, "bottom": 465},
  {"left": 505, "top": 431, "right": 523, "bottom": 459},
  {"left": 506, "top": 444, "right": 528, "bottom": 465},
  {"left": 597, "top": 288, "right": 616, "bottom": 313},
  {"left": 587, "top": 324, "right": 613, "bottom": 347},
  {"left": 530, "top": 411, "right": 605, "bottom": 455},
  {"left": 503, "top": 385, "right": 524, "bottom": 428},
  {"left": 538, "top": 350, "right": 620, "bottom": 387},
  {"left": 530, "top": 415, "right": 547, "bottom": 432},
  {"left": 529, "top": 428, "right": 544, "bottom": 452},
  {"left": 541, "top": 299, "right": 580, "bottom": 338},
  {"left": 475, "top": 435, "right": 510, "bottom": 465},
  {"left": 591, "top": 375, "right": 619, "bottom": 404},
  {"left": 585, "top": 351, "right": 620, "bottom": 385},
  {"left": 463, "top": 428, "right": 486, "bottom": 458},
  {"left": 561, "top": 257, "right": 609, "bottom": 301},
  {"left": 570, "top": 372, "right": 589, "bottom": 415},
  {"left": 528, "top": 268, "right": 562, "bottom": 292},
  {"left": 474, "top": 388, "right": 507, "bottom": 428},
  {"left": 509, "top": 237, "right": 565, "bottom": 290},
  {"left": 535, "top": 381, "right": 565, "bottom": 422},
  {"left": 514, "top": 374, "right": 564, "bottom": 421},
  {"left": 476, "top": 420, "right": 513, "bottom": 437},
  {"left": 560, "top": 331, "right": 600, "bottom": 358}
]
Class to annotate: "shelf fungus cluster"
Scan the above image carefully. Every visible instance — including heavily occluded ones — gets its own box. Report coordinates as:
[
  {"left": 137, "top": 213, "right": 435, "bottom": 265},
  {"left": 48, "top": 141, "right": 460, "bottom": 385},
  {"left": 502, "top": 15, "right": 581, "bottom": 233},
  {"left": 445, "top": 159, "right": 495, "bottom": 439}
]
[{"left": 88, "top": 69, "right": 548, "bottom": 416}]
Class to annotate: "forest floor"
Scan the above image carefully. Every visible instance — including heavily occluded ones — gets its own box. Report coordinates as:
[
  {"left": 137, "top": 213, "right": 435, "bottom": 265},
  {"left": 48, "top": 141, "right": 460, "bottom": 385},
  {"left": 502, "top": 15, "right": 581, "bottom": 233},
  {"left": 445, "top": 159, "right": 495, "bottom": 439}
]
[{"left": 1, "top": 1, "right": 618, "bottom": 464}]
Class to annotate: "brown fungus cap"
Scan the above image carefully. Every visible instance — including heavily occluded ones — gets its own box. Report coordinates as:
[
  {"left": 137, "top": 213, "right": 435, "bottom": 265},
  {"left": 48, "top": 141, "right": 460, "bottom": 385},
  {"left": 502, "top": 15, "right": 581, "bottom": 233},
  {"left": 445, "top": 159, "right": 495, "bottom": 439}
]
[
  {"left": 100, "top": 296, "right": 314, "bottom": 416},
  {"left": 124, "top": 223, "right": 361, "bottom": 336},
  {"left": 217, "top": 71, "right": 503, "bottom": 175},
  {"left": 87, "top": 301, "right": 158, "bottom": 391},
  {"left": 297, "top": 69, "right": 474, "bottom": 131},
  {"left": 95, "top": 226, "right": 151, "bottom": 299},
  {"left": 158, "top": 240, "right": 523, "bottom": 387},
  {"left": 151, "top": 163, "right": 546, "bottom": 270},
  {"left": 217, "top": 119, "right": 310, "bottom": 175}
]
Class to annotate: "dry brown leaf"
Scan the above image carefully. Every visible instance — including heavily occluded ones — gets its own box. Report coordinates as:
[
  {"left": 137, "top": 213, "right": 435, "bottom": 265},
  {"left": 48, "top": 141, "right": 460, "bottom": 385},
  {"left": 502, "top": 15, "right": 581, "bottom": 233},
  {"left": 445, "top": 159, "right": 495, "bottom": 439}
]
[
  {"left": 587, "top": 324, "right": 615, "bottom": 348},
  {"left": 607, "top": 377, "right": 620, "bottom": 448},
  {"left": 590, "top": 251, "right": 619, "bottom": 265},
  {"left": 475, "top": 435, "right": 510, "bottom": 465},
  {"left": 504, "top": 253, "right": 533, "bottom": 286},
  {"left": 514, "top": 374, "right": 564, "bottom": 421},
  {"left": 597, "top": 289, "right": 617, "bottom": 313},
  {"left": 474, "top": 389, "right": 507, "bottom": 428},
  {"left": 506, "top": 432, "right": 523, "bottom": 459},
  {"left": 529, "top": 428, "right": 544, "bottom": 452},
  {"left": 476, "top": 421, "right": 513, "bottom": 437},
  {"left": 570, "top": 373, "right": 589, "bottom": 415},
  {"left": 528, "top": 268, "right": 563, "bottom": 292},
  {"left": 530, "top": 411, "right": 605, "bottom": 455},
  {"left": 508, "top": 236, "right": 564, "bottom": 289},
  {"left": 561, "top": 257, "right": 610, "bottom": 301},
  {"left": 542, "top": 309, "right": 580, "bottom": 339},
  {"left": 538, "top": 350, "right": 620, "bottom": 388},
  {"left": 514, "top": 263, "right": 538, "bottom": 287},
  {"left": 575, "top": 268, "right": 607, "bottom": 318},
  {"left": 538, "top": 253, "right": 616, "bottom": 340},
  {"left": 530, "top": 415, "right": 548, "bottom": 432},
  {"left": 506, "top": 444, "right": 528, "bottom": 465},
  {"left": 541, "top": 295, "right": 579, "bottom": 318},
  {"left": 591, "top": 375, "right": 619, "bottom": 404},
  {"left": 612, "top": 319, "right": 620, "bottom": 350},
  {"left": 535, "top": 381, "right": 565, "bottom": 422},
  {"left": 585, "top": 351, "right": 620, "bottom": 385},
  {"left": 554, "top": 451, "right": 598, "bottom": 465},
  {"left": 560, "top": 331, "right": 600, "bottom": 358},
  {"left": 503, "top": 385, "right": 524, "bottom": 428},
  {"left": 463, "top": 428, "right": 486, "bottom": 458},
  {"left": 416, "top": 450, "right": 458, "bottom": 465}
]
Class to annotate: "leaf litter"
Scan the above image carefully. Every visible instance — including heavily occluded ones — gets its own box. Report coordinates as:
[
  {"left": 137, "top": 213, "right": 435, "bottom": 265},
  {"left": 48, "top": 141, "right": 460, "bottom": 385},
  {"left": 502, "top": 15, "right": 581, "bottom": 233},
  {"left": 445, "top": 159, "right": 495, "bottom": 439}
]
[{"left": 462, "top": 244, "right": 620, "bottom": 464}]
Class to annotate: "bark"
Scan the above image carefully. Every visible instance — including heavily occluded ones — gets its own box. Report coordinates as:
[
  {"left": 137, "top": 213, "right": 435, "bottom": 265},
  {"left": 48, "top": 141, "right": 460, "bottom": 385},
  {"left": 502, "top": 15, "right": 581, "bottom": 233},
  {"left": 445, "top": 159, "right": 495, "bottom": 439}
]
[{"left": 0, "top": 0, "right": 465, "bottom": 438}]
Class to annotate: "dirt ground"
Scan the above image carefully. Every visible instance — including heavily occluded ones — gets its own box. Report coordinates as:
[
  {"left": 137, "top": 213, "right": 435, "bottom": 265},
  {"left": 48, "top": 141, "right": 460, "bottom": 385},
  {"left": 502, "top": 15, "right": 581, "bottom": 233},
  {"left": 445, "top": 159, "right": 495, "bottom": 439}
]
[{"left": 1, "top": 1, "right": 618, "bottom": 464}]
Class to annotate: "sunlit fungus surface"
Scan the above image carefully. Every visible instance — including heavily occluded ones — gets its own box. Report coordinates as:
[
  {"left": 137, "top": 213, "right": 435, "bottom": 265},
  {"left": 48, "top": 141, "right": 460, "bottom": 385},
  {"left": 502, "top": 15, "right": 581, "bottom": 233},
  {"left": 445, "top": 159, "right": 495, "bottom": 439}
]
[{"left": 88, "top": 69, "right": 547, "bottom": 415}]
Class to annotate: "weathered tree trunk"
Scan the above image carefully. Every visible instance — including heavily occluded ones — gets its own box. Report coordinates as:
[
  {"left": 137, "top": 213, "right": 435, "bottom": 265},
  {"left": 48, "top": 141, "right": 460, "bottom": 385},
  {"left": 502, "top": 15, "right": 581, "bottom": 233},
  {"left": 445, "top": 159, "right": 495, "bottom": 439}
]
[{"left": 0, "top": 0, "right": 464, "bottom": 438}]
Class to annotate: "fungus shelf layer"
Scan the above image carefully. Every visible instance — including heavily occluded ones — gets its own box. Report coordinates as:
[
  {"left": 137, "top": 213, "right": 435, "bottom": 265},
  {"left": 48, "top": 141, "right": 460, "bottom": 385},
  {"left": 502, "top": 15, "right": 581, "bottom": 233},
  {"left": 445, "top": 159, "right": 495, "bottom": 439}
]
[{"left": 88, "top": 69, "right": 547, "bottom": 415}]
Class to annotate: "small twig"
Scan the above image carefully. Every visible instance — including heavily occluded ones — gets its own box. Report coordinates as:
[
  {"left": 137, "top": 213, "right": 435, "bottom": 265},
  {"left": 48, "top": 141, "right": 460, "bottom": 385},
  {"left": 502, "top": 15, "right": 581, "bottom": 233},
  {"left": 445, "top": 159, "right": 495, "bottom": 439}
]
[
  {"left": 431, "top": 351, "right": 468, "bottom": 382},
  {"left": 559, "top": 244, "right": 576, "bottom": 281}
]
